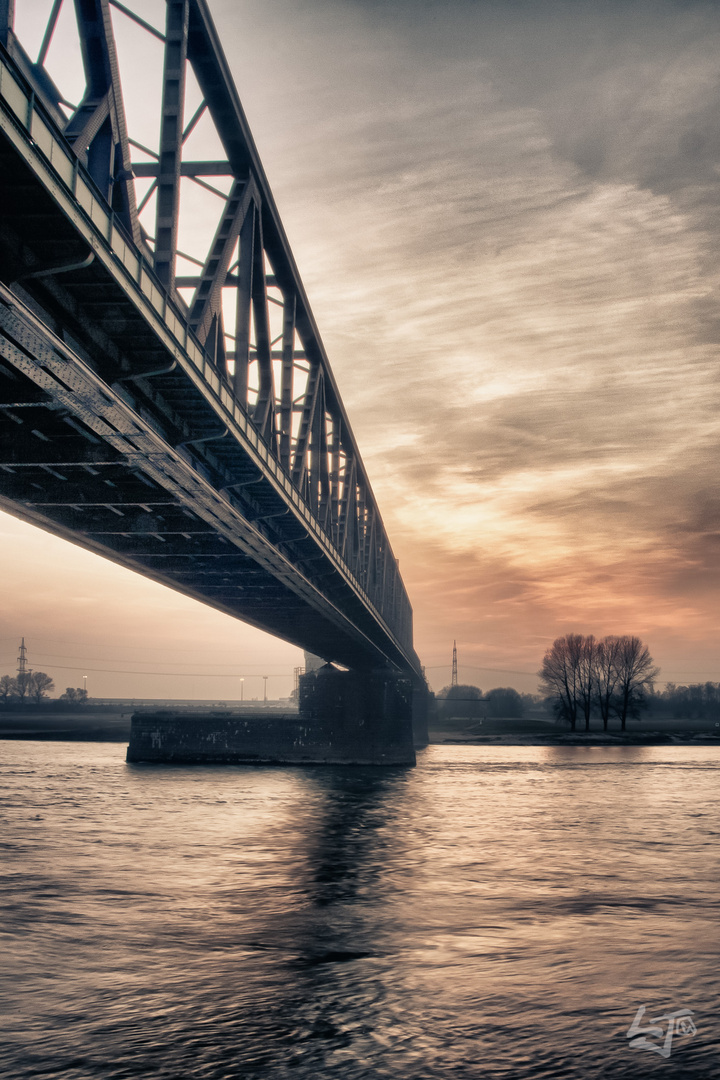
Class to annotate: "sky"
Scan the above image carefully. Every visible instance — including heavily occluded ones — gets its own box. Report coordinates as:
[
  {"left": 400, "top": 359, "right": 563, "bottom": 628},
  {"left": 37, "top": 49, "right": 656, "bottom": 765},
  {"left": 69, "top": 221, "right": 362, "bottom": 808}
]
[{"left": 2, "top": 0, "right": 720, "bottom": 697}]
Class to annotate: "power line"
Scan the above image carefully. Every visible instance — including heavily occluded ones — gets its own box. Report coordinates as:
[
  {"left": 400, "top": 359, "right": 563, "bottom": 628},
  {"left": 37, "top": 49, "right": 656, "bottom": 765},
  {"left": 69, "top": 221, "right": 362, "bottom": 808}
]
[
  {"left": 13, "top": 651, "right": 293, "bottom": 670},
  {"left": 424, "top": 663, "right": 538, "bottom": 677},
  {"left": 0, "top": 660, "right": 293, "bottom": 677}
]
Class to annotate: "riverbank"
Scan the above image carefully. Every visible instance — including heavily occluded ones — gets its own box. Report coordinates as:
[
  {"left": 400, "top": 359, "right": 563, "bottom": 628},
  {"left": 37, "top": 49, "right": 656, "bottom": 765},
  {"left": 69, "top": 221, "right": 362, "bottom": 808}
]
[
  {"left": 436, "top": 731, "right": 720, "bottom": 745},
  {"left": 0, "top": 708, "right": 132, "bottom": 741},
  {"left": 0, "top": 703, "right": 294, "bottom": 742},
  {"left": 2, "top": 709, "right": 718, "bottom": 747},
  {"left": 429, "top": 715, "right": 720, "bottom": 746}
]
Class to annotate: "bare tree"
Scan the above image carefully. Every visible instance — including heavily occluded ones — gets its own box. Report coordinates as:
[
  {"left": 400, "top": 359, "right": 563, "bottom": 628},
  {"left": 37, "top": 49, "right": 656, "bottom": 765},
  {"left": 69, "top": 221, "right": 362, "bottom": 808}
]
[
  {"left": 485, "top": 687, "right": 524, "bottom": 718},
  {"left": 655, "top": 681, "right": 720, "bottom": 719},
  {"left": 436, "top": 685, "right": 482, "bottom": 700},
  {"left": 538, "top": 634, "right": 585, "bottom": 730},
  {"left": 594, "top": 636, "right": 621, "bottom": 731},
  {"left": 613, "top": 636, "right": 659, "bottom": 729},
  {"left": 436, "top": 684, "right": 483, "bottom": 720},
  {"left": 0, "top": 674, "right": 15, "bottom": 703},
  {"left": 60, "top": 687, "right": 88, "bottom": 704},
  {"left": 577, "top": 635, "right": 597, "bottom": 731},
  {"left": 540, "top": 633, "right": 659, "bottom": 732},
  {"left": 28, "top": 671, "right": 55, "bottom": 704},
  {"left": 14, "top": 669, "right": 32, "bottom": 703}
]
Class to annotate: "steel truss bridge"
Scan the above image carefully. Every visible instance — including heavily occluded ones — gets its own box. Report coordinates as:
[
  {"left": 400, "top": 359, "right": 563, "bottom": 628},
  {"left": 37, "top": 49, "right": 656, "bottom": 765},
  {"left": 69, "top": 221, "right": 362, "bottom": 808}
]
[{"left": 0, "top": 0, "right": 421, "bottom": 677}]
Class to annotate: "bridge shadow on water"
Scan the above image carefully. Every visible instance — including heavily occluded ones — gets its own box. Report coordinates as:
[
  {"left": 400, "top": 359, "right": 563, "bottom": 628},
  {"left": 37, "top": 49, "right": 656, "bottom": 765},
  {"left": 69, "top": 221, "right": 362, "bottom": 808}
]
[
  {"left": 297, "top": 766, "right": 410, "bottom": 907},
  {"left": 175, "top": 762, "right": 425, "bottom": 1079}
]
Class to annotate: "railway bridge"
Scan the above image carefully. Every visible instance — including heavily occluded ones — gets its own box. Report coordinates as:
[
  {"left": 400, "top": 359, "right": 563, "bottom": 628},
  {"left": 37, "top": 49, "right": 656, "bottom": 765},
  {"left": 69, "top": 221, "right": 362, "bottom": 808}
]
[{"left": 0, "top": 0, "right": 426, "bottom": 762}]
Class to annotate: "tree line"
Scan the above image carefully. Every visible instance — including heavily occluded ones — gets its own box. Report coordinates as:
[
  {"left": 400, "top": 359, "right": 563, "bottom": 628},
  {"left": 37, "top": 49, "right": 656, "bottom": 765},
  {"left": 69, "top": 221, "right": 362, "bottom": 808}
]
[
  {"left": 647, "top": 682, "right": 720, "bottom": 720},
  {"left": 539, "top": 634, "right": 658, "bottom": 731},
  {"left": 435, "top": 684, "right": 535, "bottom": 718},
  {"left": 0, "top": 671, "right": 88, "bottom": 706}
]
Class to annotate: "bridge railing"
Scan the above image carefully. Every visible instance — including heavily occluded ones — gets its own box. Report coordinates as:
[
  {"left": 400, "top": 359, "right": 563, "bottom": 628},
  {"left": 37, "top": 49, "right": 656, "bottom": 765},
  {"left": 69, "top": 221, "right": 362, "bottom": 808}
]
[{"left": 0, "top": 6, "right": 415, "bottom": 661}]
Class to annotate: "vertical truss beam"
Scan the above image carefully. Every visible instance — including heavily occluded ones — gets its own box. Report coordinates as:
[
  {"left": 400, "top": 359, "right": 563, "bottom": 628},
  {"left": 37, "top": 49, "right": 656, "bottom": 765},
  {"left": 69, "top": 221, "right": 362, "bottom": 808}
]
[
  {"left": 233, "top": 201, "right": 254, "bottom": 407},
  {"left": 356, "top": 486, "right": 367, "bottom": 581},
  {"left": 318, "top": 412, "right": 331, "bottom": 532},
  {"left": 339, "top": 453, "right": 356, "bottom": 565},
  {"left": 381, "top": 543, "right": 391, "bottom": 617},
  {"left": 366, "top": 511, "right": 377, "bottom": 597},
  {"left": 330, "top": 419, "right": 341, "bottom": 544},
  {"left": 154, "top": 0, "right": 189, "bottom": 290},
  {"left": 292, "top": 364, "right": 321, "bottom": 490},
  {"left": 0, "top": 0, "right": 14, "bottom": 48},
  {"left": 251, "top": 209, "right": 275, "bottom": 447},
  {"left": 279, "top": 293, "right": 295, "bottom": 469},
  {"left": 309, "top": 380, "right": 324, "bottom": 517}
]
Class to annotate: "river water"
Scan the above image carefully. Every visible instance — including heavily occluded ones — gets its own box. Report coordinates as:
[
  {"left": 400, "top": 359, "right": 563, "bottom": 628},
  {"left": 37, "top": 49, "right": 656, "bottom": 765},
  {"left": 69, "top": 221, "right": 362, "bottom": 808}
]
[{"left": 1, "top": 741, "right": 718, "bottom": 1079}]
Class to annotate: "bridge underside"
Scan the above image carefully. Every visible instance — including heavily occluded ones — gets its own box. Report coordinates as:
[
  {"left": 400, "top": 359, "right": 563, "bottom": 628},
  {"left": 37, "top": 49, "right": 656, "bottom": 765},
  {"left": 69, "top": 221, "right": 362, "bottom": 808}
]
[
  {"left": 0, "top": 282, "right": 398, "bottom": 672},
  {"left": 0, "top": 174, "right": 410, "bottom": 672}
]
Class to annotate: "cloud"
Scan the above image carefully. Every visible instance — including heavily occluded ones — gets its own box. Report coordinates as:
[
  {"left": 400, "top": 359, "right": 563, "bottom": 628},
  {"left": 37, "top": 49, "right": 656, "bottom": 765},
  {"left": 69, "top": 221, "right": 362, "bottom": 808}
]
[{"left": 226, "top": 0, "right": 720, "bottom": 683}]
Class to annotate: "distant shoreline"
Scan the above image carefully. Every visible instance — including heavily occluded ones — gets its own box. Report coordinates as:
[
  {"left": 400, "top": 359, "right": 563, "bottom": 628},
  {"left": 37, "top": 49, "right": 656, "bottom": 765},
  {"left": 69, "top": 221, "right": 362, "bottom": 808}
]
[
  {"left": 432, "top": 733, "right": 720, "bottom": 747},
  {"left": 1, "top": 705, "right": 718, "bottom": 748},
  {"left": 2, "top": 731, "right": 719, "bottom": 747},
  {"left": 0, "top": 703, "right": 295, "bottom": 744}
]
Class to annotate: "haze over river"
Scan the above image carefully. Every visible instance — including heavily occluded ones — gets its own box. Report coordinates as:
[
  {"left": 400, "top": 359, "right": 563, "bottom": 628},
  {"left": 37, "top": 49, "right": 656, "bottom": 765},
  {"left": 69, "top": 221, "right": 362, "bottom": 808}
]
[{"left": 1, "top": 742, "right": 718, "bottom": 1079}]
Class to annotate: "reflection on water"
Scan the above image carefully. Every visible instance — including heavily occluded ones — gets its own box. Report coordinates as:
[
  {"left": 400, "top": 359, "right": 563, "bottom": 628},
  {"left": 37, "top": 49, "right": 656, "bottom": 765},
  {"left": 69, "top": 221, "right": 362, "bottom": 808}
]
[{"left": 0, "top": 743, "right": 718, "bottom": 1078}]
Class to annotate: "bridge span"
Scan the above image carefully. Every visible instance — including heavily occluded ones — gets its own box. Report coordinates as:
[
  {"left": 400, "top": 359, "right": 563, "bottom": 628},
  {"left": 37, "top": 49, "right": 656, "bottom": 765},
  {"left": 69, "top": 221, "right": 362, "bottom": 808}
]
[{"left": 0, "top": 0, "right": 423, "bottom": 704}]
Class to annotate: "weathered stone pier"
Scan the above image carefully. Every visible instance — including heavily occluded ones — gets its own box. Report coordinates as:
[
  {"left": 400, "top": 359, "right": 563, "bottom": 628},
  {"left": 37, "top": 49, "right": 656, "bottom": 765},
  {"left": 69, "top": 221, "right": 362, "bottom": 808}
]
[{"left": 126, "top": 665, "right": 427, "bottom": 766}]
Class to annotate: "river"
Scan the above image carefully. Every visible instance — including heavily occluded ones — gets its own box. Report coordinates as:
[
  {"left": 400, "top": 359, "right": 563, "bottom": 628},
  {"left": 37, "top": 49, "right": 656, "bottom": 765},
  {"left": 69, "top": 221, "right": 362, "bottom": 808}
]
[{"left": 1, "top": 742, "right": 718, "bottom": 1078}]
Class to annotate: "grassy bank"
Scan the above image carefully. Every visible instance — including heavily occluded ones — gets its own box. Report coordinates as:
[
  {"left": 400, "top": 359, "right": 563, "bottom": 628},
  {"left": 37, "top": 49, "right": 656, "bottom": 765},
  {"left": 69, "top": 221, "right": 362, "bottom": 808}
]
[
  {"left": 429, "top": 714, "right": 720, "bottom": 745},
  {"left": 0, "top": 707, "right": 133, "bottom": 741}
]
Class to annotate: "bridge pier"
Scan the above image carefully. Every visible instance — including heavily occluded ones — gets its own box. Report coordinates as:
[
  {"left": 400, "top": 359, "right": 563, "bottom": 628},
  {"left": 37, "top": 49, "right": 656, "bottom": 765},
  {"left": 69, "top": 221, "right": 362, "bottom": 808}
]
[
  {"left": 126, "top": 665, "right": 420, "bottom": 766},
  {"left": 411, "top": 683, "right": 431, "bottom": 750},
  {"left": 297, "top": 665, "right": 416, "bottom": 764}
]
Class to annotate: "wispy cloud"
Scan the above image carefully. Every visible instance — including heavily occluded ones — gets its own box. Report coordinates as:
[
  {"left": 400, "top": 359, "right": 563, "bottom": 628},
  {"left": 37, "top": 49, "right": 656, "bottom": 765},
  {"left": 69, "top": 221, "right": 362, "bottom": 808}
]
[{"left": 226, "top": 0, "right": 720, "bottom": 685}]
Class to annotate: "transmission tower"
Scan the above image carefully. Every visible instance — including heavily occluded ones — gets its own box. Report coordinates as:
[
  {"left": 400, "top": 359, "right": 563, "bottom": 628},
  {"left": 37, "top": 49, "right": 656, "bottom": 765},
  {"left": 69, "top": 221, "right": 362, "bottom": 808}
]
[
  {"left": 451, "top": 640, "right": 458, "bottom": 687},
  {"left": 17, "top": 637, "right": 27, "bottom": 676}
]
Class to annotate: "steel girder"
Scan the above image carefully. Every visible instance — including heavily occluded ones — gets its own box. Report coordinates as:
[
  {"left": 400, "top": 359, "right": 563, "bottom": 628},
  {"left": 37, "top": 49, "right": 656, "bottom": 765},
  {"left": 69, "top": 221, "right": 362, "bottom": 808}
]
[{"left": 0, "top": 0, "right": 420, "bottom": 677}]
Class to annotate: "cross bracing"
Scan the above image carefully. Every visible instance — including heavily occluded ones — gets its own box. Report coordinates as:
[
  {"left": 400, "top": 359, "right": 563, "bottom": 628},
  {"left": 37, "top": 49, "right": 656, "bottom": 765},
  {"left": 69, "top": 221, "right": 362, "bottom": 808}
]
[{"left": 0, "top": 0, "right": 420, "bottom": 676}]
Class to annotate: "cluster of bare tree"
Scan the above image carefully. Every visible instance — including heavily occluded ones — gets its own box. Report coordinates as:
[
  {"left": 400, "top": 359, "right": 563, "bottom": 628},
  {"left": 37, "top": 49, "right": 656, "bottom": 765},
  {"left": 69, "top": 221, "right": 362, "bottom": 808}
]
[
  {"left": 0, "top": 670, "right": 55, "bottom": 704},
  {"left": 59, "top": 687, "right": 89, "bottom": 704},
  {"left": 0, "top": 673, "right": 89, "bottom": 706},
  {"left": 538, "top": 635, "right": 658, "bottom": 731}
]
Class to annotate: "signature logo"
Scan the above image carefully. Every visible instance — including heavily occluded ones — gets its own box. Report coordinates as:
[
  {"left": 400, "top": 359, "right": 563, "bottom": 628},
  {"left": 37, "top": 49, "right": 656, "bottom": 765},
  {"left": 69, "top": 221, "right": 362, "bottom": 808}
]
[{"left": 626, "top": 1004, "right": 697, "bottom": 1059}]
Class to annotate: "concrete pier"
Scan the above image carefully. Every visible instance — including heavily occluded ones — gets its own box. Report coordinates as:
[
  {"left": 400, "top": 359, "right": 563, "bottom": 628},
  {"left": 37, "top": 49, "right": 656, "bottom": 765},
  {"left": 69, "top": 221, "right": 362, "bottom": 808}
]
[{"left": 126, "top": 665, "right": 418, "bottom": 766}]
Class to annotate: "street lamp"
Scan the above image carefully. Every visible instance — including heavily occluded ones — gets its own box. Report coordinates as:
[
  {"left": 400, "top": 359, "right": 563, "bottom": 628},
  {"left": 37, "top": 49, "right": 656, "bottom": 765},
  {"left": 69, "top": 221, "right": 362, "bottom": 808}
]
[
  {"left": 83, "top": 675, "right": 87, "bottom": 696},
  {"left": 240, "top": 677, "right": 244, "bottom": 702}
]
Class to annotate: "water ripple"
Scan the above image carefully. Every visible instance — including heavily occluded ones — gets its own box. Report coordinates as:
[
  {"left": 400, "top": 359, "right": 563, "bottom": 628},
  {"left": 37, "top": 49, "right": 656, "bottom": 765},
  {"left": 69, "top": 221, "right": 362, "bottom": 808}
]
[{"left": 0, "top": 742, "right": 718, "bottom": 1078}]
